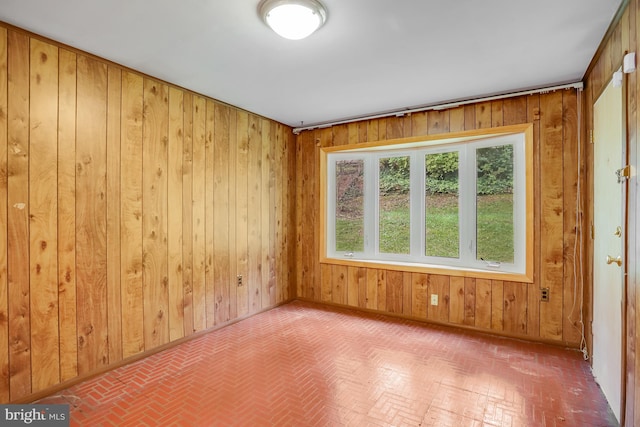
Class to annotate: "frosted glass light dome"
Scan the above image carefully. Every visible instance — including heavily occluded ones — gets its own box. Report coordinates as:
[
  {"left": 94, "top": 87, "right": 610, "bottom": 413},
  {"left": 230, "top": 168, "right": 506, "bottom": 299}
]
[{"left": 259, "top": 0, "right": 327, "bottom": 40}]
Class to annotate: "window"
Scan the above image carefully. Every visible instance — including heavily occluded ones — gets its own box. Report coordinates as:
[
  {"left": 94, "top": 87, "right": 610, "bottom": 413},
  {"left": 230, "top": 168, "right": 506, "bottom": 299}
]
[{"left": 322, "top": 124, "right": 533, "bottom": 281}]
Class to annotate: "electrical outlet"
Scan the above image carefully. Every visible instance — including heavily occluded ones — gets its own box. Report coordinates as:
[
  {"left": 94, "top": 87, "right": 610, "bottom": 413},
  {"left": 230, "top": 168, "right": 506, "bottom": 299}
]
[
  {"left": 430, "top": 294, "right": 438, "bottom": 306},
  {"left": 541, "top": 288, "right": 549, "bottom": 302},
  {"left": 237, "top": 275, "right": 243, "bottom": 287}
]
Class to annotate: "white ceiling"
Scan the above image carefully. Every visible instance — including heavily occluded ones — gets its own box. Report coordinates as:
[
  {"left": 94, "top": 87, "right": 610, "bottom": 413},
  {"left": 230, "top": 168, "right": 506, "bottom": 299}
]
[{"left": 0, "top": 0, "right": 623, "bottom": 128}]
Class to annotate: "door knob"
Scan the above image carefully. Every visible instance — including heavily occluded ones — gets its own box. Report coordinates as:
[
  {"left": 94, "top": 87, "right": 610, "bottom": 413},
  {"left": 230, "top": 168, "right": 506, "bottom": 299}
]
[
  {"left": 606, "top": 255, "right": 622, "bottom": 266},
  {"left": 614, "top": 226, "right": 622, "bottom": 237}
]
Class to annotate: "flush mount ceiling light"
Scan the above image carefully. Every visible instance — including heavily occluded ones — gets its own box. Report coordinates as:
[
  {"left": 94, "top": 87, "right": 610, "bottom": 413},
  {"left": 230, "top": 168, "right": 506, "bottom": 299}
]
[{"left": 259, "top": 0, "right": 327, "bottom": 40}]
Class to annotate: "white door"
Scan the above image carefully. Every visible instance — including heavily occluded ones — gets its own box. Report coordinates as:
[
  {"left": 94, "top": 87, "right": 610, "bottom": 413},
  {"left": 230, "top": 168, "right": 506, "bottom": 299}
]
[{"left": 593, "top": 77, "right": 625, "bottom": 423}]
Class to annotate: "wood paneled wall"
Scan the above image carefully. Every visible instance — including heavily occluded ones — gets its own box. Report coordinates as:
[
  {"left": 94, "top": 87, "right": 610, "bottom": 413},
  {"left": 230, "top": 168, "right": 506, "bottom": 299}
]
[
  {"left": 296, "top": 91, "right": 585, "bottom": 347},
  {"left": 0, "top": 25, "right": 296, "bottom": 402},
  {"left": 584, "top": 1, "right": 639, "bottom": 425}
]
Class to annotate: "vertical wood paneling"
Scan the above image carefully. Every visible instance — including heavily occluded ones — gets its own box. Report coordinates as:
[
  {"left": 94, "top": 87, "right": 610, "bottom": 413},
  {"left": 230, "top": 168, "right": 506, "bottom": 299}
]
[
  {"left": 347, "top": 266, "right": 365, "bottom": 308},
  {"left": 491, "top": 100, "right": 504, "bottom": 127},
  {"left": 248, "top": 114, "right": 262, "bottom": 313},
  {"left": 29, "top": 38, "right": 59, "bottom": 392},
  {"left": 539, "top": 91, "right": 564, "bottom": 340},
  {"left": 213, "top": 103, "right": 230, "bottom": 324},
  {"left": 561, "top": 90, "right": 581, "bottom": 344},
  {"left": 491, "top": 280, "right": 504, "bottom": 331},
  {"left": 331, "top": 265, "right": 347, "bottom": 305},
  {"left": 262, "top": 119, "right": 276, "bottom": 307},
  {"left": 0, "top": 27, "right": 9, "bottom": 402},
  {"left": 503, "top": 281, "right": 527, "bottom": 335},
  {"left": 503, "top": 97, "right": 527, "bottom": 125},
  {"left": 427, "top": 110, "right": 449, "bottom": 135},
  {"left": 527, "top": 94, "right": 541, "bottom": 339},
  {"left": 449, "top": 107, "right": 465, "bottom": 132},
  {"left": 0, "top": 26, "right": 295, "bottom": 403},
  {"left": 376, "top": 270, "right": 387, "bottom": 311},
  {"left": 366, "top": 269, "right": 378, "bottom": 310},
  {"left": 76, "top": 54, "right": 108, "bottom": 374},
  {"left": 106, "top": 65, "right": 122, "bottom": 364},
  {"left": 182, "top": 92, "right": 194, "bottom": 336},
  {"left": 299, "top": 131, "right": 314, "bottom": 299},
  {"left": 168, "top": 87, "right": 184, "bottom": 341},
  {"left": 427, "top": 275, "right": 449, "bottom": 323},
  {"left": 120, "top": 71, "right": 144, "bottom": 358},
  {"left": 402, "top": 272, "right": 412, "bottom": 316},
  {"left": 320, "top": 264, "right": 332, "bottom": 302},
  {"left": 142, "top": 79, "right": 169, "bottom": 349},
  {"left": 235, "top": 111, "right": 249, "bottom": 317},
  {"left": 191, "top": 95, "right": 206, "bottom": 331},
  {"left": 204, "top": 100, "right": 215, "bottom": 328},
  {"left": 450, "top": 277, "right": 465, "bottom": 324},
  {"left": 411, "top": 111, "right": 428, "bottom": 136},
  {"left": 386, "top": 270, "right": 404, "bottom": 313},
  {"left": 475, "top": 102, "right": 492, "bottom": 129},
  {"left": 475, "top": 279, "right": 492, "bottom": 330},
  {"left": 54, "top": 74, "right": 80, "bottom": 391},
  {"left": 7, "top": 30, "right": 31, "bottom": 400},
  {"left": 227, "top": 110, "right": 238, "bottom": 321},
  {"left": 411, "top": 273, "right": 428, "bottom": 319},
  {"left": 464, "top": 278, "right": 476, "bottom": 326}
]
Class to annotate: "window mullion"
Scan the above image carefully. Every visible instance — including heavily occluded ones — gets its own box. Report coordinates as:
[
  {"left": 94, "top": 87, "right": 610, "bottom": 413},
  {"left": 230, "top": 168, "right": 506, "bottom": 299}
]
[
  {"left": 410, "top": 152, "right": 423, "bottom": 258},
  {"left": 458, "top": 147, "right": 476, "bottom": 265},
  {"left": 364, "top": 155, "right": 376, "bottom": 257}
]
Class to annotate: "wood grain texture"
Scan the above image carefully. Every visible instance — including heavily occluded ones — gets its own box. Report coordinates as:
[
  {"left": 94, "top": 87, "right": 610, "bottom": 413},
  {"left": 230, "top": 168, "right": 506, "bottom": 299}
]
[
  {"left": 76, "top": 54, "right": 108, "bottom": 374},
  {"left": 366, "top": 269, "right": 378, "bottom": 310},
  {"left": 248, "top": 114, "right": 262, "bottom": 313},
  {"left": 191, "top": 95, "right": 206, "bottom": 331},
  {"left": 0, "top": 27, "right": 9, "bottom": 402},
  {"left": 503, "top": 281, "right": 527, "bottom": 335},
  {"left": 331, "top": 265, "right": 347, "bottom": 305},
  {"left": 204, "top": 100, "right": 215, "bottom": 327},
  {"left": 449, "top": 277, "right": 465, "bottom": 325},
  {"left": 561, "top": 90, "right": 582, "bottom": 344},
  {"left": 386, "top": 271, "right": 403, "bottom": 313},
  {"left": 491, "top": 280, "right": 504, "bottom": 331},
  {"left": 539, "top": 91, "right": 564, "bottom": 340},
  {"left": 227, "top": 109, "right": 238, "bottom": 321},
  {"left": 411, "top": 273, "right": 428, "bottom": 319},
  {"left": 0, "top": 25, "right": 295, "bottom": 403},
  {"left": 347, "top": 266, "right": 365, "bottom": 308},
  {"left": 168, "top": 87, "right": 184, "bottom": 341},
  {"left": 7, "top": 29, "right": 31, "bottom": 401},
  {"left": 235, "top": 111, "right": 249, "bottom": 317},
  {"left": 527, "top": 94, "right": 542, "bottom": 339},
  {"left": 475, "top": 279, "right": 492, "bottom": 330},
  {"left": 262, "top": 119, "right": 276, "bottom": 308},
  {"left": 181, "top": 92, "right": 194, "bottom": 336},
  {"left": 213, "top": 103, "right": 230, "bottom": 325},
  {"left": 29, "top": 38, "right": 60, "bottom": 392},
  {"left": 427, "top": 275, "right": 449, "bottom": 323},
  {"left": 142, "top": 79, "right": 169, "bottom": 349},
  {"left": 106, "top": 65, "right": 122, "bottom": 364},
  {"left": 120, "top": 71, "right": 144, "bottom": 358}
]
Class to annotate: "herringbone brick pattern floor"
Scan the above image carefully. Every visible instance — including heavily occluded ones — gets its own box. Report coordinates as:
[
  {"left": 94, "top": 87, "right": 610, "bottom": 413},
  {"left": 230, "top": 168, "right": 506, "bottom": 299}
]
[{"left": 38, "top": 300, "right": 615, "bottom": 426}]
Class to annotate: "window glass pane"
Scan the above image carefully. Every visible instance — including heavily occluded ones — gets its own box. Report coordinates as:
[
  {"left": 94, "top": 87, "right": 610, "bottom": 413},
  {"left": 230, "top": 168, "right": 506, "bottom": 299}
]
[
  {"left": 425, "top": 152, "right": 459, "bottom": 258},
  {"left": 335, "top": 159, "right": 365, "bottom": 252},
  {"left": 476, "top": 145, "right": 514, "bottom": 263},
  {"left": 379, "top": 156, "right": 411, "bottom": 254}
]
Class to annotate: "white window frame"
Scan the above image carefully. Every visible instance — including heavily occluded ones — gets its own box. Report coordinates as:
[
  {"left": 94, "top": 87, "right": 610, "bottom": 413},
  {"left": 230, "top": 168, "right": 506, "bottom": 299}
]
[{"left": 321, "top": 124, "right": 534, "bottom": 283}]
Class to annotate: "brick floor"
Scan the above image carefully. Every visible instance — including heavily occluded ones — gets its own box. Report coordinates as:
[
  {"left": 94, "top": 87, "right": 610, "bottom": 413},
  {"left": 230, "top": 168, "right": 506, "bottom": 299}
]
[{"left": 37, "top": 300, "right": 616, "bottom": 426}]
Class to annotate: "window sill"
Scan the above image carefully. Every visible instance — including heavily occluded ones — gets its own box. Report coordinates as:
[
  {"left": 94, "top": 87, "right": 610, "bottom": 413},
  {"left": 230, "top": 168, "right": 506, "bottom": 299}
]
[{"left": 320, "top": 256, "right": 534, "bottom": 283}]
